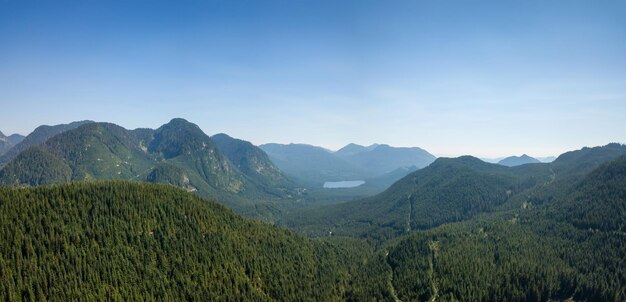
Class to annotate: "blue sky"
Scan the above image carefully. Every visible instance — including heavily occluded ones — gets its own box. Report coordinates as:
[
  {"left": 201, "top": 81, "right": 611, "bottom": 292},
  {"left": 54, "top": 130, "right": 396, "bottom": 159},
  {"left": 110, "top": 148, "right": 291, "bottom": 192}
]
[{"left": 1, "top": 0, "right": 625, "bottom": 157}]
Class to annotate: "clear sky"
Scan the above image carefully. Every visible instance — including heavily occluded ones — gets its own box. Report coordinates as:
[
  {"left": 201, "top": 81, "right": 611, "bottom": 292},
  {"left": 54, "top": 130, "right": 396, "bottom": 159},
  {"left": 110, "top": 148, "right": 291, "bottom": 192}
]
[{"left": 1, "top": 0, "right": 625, "bottom": 157}]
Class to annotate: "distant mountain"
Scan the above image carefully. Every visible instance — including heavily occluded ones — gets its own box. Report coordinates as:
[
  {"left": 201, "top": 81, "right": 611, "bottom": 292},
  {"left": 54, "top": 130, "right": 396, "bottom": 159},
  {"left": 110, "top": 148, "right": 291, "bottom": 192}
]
[
  {"left": 7, "top": 134, "right": 24, "bottom": 145},
  {"left": 260, "top": 143, "right": 364, "bottom": 184},
  {"left": 479, "top": 157, "right": 504, "bottom": 163},
  {"left": 0, "top": 119, "right": 295, "bottom": 217},
  {"left": 0, "top": 132, "right": 9, "bottom": 156},
  {"left": 497, "top": 154, "right": 541, "bottom": 166},
  {"left": 341, "top": 144, "right": 436, "bottom": 175},
  {"left": 0, "top": 120, "right": 94, "bottom": 165},
  {"left": 335, "top": 143, "right": 373, "bottom": 157},
  {"left": 261, "top": 142, "right": 435, "bottom": 186},
  {"left": 0, "top": 181, "right": 367, "bottom": 301},
  {"left": 0, "top": 132, "right": 24, "bottom": 157}
]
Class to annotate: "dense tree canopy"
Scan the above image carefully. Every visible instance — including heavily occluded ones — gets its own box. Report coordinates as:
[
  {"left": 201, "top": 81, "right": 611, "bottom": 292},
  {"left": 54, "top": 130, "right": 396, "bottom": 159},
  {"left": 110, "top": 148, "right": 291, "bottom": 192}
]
[{"left": 0, "top": 182, "right": 369, "bottom": 301}]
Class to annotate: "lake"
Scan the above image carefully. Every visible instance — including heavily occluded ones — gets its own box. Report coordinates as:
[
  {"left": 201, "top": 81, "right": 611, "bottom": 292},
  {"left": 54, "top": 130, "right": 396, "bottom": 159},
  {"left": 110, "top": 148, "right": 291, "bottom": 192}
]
[{"left": 323, "top": 180, "right": 365, "bottom": 188}]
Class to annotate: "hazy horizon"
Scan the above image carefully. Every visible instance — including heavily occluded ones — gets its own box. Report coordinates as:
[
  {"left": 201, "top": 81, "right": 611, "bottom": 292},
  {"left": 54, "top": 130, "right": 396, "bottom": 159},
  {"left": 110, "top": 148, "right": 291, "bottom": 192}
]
[{"left": 2, "top": 1, "right": 625, "bottom": 158}]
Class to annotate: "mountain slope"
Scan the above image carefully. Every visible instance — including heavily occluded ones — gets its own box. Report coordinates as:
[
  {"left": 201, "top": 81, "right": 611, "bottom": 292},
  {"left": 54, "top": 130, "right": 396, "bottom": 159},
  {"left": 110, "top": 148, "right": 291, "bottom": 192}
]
[
  {"left": 0, "top": 119, "right": 298, "bottom": 218},
  {"left": 0, "top": 131, "right": 10, "bottom": 156},
  {"left": 285, "top": 144, "right": 626, "bottom": 243},
  {"left": 498, "top": 154, "right": 541, "bottom": 166},
  {"left": 0, "top": 146, "right": 71, "bottom": 185},
  {"left": 0, "top": 120, "right": 94, "bottom": 165},
  {"left": 0, "top": 181, "right": 368, "bottom": 301},
  {"left": 212, "top": 133, "right": 292, "bottom": 190},
  {"left": 148, "top": 118, "right": 245, "bottom": 194},
  {"left": 284, "top": 156, "right": 551, "bottom": 242},
  {"left": 349, "top": 154, "right": 626, "bottom": 301},
  {"left": 547, "top": 153, "right": 626, "bottom": 232},
  {"left": 0, "top": 123, "right": 152, "bottom": 185}
]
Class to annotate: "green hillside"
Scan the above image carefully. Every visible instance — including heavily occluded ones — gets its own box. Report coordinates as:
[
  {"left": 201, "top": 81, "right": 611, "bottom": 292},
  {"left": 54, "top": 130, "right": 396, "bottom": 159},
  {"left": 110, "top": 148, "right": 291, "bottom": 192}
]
[
  {"left": 348, "top": 154, "right": 626, "bottom": 301},
  {"left": 0, "top": 119, "right": 298, "bottom": 218},
  {"left": 1, "top": 141, "right": 624, "bottom": 301},
  {"left": 148, "top": 118, "right": 246, "bottom": 195},
  {"left": 212, "top": 133, "right": 291, "bottom": 189},
  {"left": 283, "top": 156, "right": 552, "bottom": 242},
  {"left": 284, "top": 144, "right": 626, "bottom": 244},
  {"left": 0, "top": 121, "right": 94, "bottom": 165},
  {"left": 0, "top": 182, "right": 369, "bottom": 301},
  {"left": 0, "top": 146, "right": 71, "bottom": 186}
]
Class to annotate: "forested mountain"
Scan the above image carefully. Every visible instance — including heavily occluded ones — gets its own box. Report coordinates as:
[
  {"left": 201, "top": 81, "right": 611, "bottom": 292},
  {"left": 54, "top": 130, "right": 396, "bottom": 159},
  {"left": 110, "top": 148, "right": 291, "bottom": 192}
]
[
  {"left": 212, "top": 133, "right": 292, "bottom": 189},
  {"left": 1, "top": 150, "right": 623, "bottom": 301},
  {"left": 0, "top": 123, "right": 154, "bottom": 185},
  {"left": 0, "top": 120, "right": 93, "bottom": 165},
  {"left": 284, "top": 144, "right": 626, "bottom": 244},
  {"left": 0, "top": 133, "right": 624, "bottom": 300},
  {"left": 498, "top": 154, "right": 541, "bottom": 166},
  {"left": 283, "top": 156, "right": 552, "bottom": 242},
  {"left": 0, "top": 182, "right": 369, "bottom": 301},
  {"left": 147, "top": 118, "right": 247, "bottom": 195},
  {"left": 0, "top": 119, "right": 296, "bottom": 217},
  {"left": 348, "top": 154, "right": 626, "bottom": 301}
]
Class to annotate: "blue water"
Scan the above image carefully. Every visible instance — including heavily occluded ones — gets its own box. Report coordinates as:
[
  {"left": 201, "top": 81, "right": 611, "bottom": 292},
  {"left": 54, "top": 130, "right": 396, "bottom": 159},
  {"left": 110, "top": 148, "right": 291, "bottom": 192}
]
[{"left": 323, "top": 180, "right": 365, "bottom": 188}]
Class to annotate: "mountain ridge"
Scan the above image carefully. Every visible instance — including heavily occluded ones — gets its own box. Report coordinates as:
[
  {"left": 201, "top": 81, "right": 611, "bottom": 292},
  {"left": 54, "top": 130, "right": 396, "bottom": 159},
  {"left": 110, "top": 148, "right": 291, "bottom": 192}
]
[
  {"left": 0, "top": 119, "right": 296, "bottom": 217},
  {"left": 261, "top": 142, "right": 436, "bottom": 186},
  {"left": 0, "top": 120, "right": 94, "bottom": 165},
  {"left": 498, "top": 154, "right": 541, "bottom": 166}
]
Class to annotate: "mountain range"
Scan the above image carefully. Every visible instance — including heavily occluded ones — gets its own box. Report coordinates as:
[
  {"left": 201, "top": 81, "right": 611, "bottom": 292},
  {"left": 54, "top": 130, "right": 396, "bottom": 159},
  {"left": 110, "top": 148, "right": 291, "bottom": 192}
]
[
  {"left": 0, "top": 118, "right": 624, "bottom": 300},
  {"left": 283, "top": 143, "right": 626, "bottom": 243},
  {"left": 0, "top": 119, "right": 293, "bottom": 217},
  {"left": 350, "top": 153, "right": 626, "bottom": 301},
  {"left": 260, "top": 142, "right": 436, "bottom": 186},
  {"left": 1, "top": 142, "right": 624, "bottom": 300},
  {"left": 0, "top": 120, "right": 93, "bottom": 165}
]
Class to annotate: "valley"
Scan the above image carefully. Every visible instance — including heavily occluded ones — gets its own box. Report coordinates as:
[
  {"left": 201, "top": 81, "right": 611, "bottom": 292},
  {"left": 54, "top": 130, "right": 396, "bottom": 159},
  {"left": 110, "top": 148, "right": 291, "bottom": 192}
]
[
  {"left": 3, "top": 1, "right": 624, "bottom": 300},
  {"left": 0, "top": 119, "right": 625, "bottom": 301}
]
